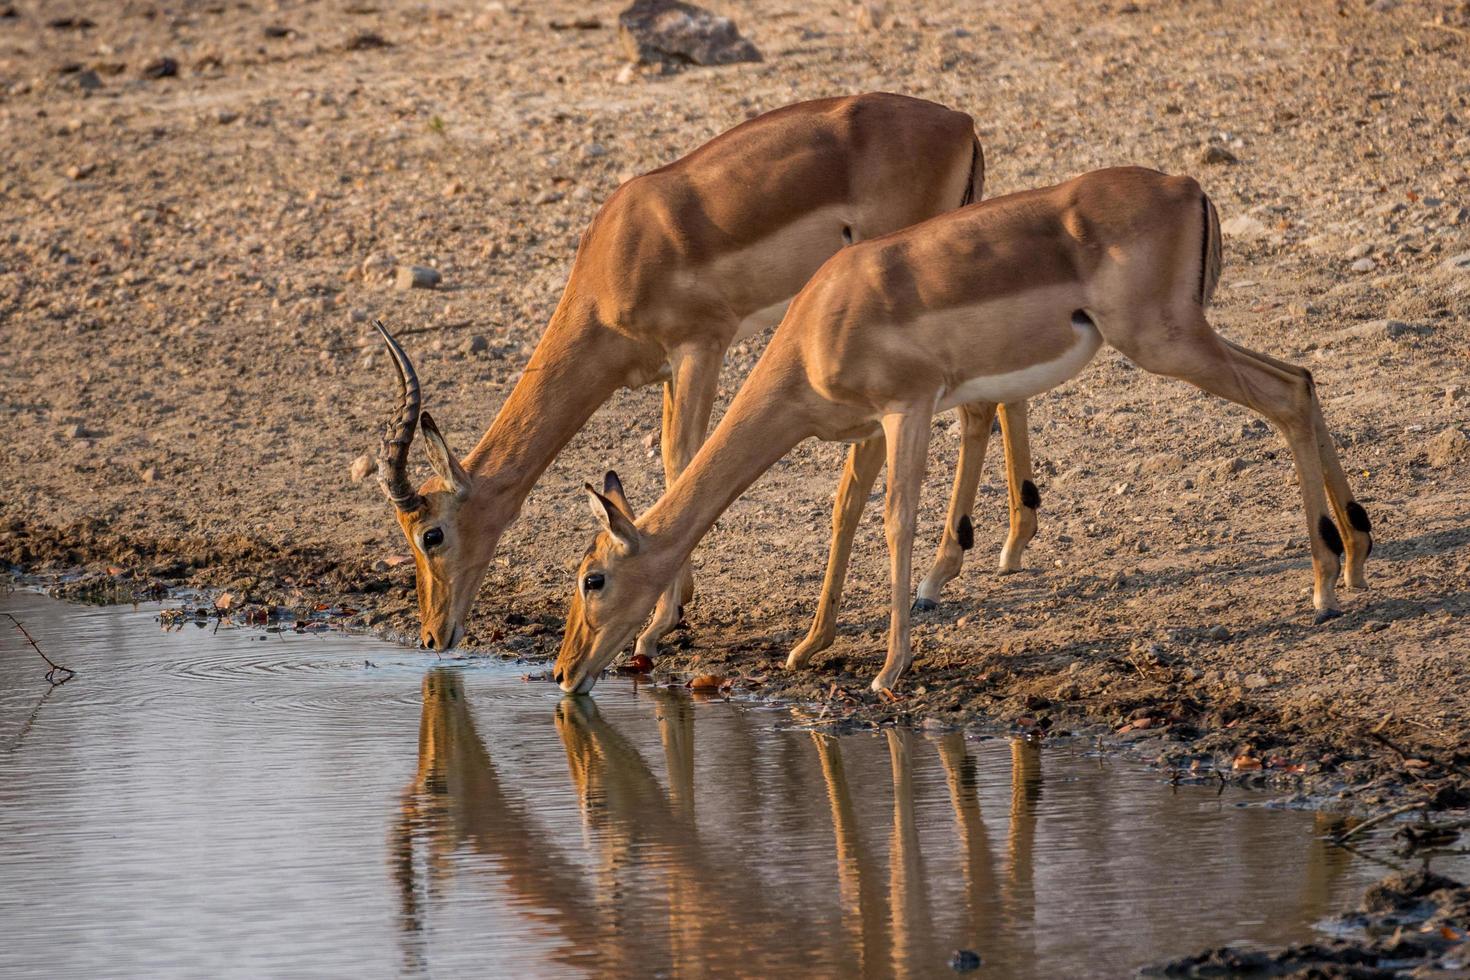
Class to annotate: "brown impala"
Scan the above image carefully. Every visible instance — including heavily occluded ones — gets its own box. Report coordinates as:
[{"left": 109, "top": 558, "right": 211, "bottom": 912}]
[
  {"left": 555, "top": 166, "right": 1374, "bottom": 694},
  {"left": 372, "top": 93, "right": 1045, "bottom": 655}
]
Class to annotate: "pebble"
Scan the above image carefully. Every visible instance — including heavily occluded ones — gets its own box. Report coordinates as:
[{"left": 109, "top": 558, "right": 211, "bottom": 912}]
[
  {"left": 1345, "top": 242, "right": 1375, "bottom": 260},
  {"left": 1447, "top": 384, "right": 1467, "bottom": 407},
  {"left": 1200, "top": 144, "right": 1237, "bottom": 165},
  {"left": 949, "top": 950, "right": 982, "bottom": 972},
  {"left": 73, "top": 69, "right": 102, "bottom": 91},
  {"left": 461, "top": 334, "right": 489, "bottom": 355},
  {"left": 1206, "top": 625, "right": 1231, "bottom": 641},
  {"left": 1221, "top": 214, "right": 1268, "bottom": 239},
  {"left": 1427, "top": 427, "right": 1468, "bottom": 468},
  {"left": 394, "top": 265, "right": 441, "bottom": 290},
  {"left": 141, "top": 57, "right": 178, "bottom": 79},
  {"left": 1244, "top": 673, "right": 1270, "bottom": 689},
  {"left": 581, "top": 142, "right": 608, "bottom": 160},
  {"left": 1441, "top": 251, "right": 1470, "bottom": 273},
  {"left": 532, "top": 189, "right": 564, "bottom": 205},
  {"left": 1350, "top": 257, "right": 1376, "bottom": 274},
  {"left": 350, "top": 454, "right": 374, "bottom": 483},
  {"left": 140, "top": 466, "right": 158, "bottom": 483}
]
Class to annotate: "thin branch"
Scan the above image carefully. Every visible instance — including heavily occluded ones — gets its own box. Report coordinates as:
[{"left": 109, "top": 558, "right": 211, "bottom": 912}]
[
  {"left": 1331, "top": 801, "right": 1427, "bottom": 844},
  {"left": 3, "top": 613, "right": 76, "bottom": 685}
]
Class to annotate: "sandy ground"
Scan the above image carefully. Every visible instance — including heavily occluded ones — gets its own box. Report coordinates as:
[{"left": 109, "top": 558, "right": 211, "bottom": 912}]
[{"left": 2, "top": 1, "right": 1469, "bottom": 798}]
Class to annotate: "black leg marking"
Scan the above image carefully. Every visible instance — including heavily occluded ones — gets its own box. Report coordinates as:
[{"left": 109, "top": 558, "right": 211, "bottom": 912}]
[
  {"left": 841, "top": 225, "right": 853, "bottom": 245},
  {"left": 1021, "top": 479, "right": 1041, "bottom": 510},
  {"left": 1318, "top": 515, "right": 1344, "bottom": 558},
  {"left": 956, "top": 514, "right": 974, "bottom": 551},
  {"left": 1346, "top": 500, "right": 1373, "bottom": 557}
]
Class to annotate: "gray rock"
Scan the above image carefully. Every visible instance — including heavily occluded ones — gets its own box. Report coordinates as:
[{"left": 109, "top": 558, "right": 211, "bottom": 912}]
[
  {"left": 1441, "top": 251, "right": 1470, "bottom": 273},
  {"left": 1207, "top": 625, "right": 1231, "bottom": 641},
  {"left": 1349, "top": 257, "right": 1376, "bottom": 273},
  {"left": 72, "top": 69, "right": 102, "bottom": 91},
  {"left": 581, "top": 142, "right": 608, "bottom": 159},
  {"left": 394, "top": 265, "right": 440, "bottom": 290},
  {"left": 532, "top": 189, "right": 564, "bottom": 205},
  {"left": 141, "top": 57, "right": 178, "bottom": 79},
  {"left": 461, "top": 334, "right": 489, "bottom": 355},
  {"left": 1345, "top": 242, "right": 1375, "bottom": 260},
  {"left": 1341, "top": 319, "right": 1433, "bottom": 342},
  {"left": 1200, "top": 144, "right": 1237, "bottom": 165},
  {"left": 618, "top": 0, "right": 762, "bottom": 67}
]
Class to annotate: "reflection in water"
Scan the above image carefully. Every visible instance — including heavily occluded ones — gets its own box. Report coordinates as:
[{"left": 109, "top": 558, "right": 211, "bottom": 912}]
[
  {"left": 1, "top": 594, "right": 1443, "bottom": 980},
  {"left": 396, "top": 670, "right": 1059, "bottom": 978}
]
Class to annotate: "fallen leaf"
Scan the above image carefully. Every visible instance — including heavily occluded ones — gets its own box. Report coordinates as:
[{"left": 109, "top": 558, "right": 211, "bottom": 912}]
[
  {"left": 1232, "top": 754, "right": 1263, "bottom": 771},
  {"left": 688, "top": 674, "right": 726, "bottom": 691},
  {"left": 618, "top": 654, "right": 654, "bottom": 674},
  {"left": 215, "top": 592, "right": 235, "bottom": 611}
]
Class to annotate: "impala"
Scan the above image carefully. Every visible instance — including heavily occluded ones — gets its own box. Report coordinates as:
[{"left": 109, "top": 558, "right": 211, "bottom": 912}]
[
  {"left": 372, "top": 92, "right": 1041, "bottom": 655},
  {"left": 555, "top": 166, "right": 1374, "bottom": 694}
]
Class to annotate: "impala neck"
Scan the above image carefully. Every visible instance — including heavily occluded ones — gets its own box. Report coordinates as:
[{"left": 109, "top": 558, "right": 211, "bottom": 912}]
[
  {"left": 639, "top": 377, "right": 813, "bottom": 577},
  {"left": 463, "top": 300, "right": 648, "bottom": 524}
]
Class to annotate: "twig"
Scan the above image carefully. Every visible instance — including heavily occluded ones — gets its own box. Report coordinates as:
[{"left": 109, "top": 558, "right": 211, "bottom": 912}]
[
  {"left": 1331, "top": 801, "right": 1427, "bottom": 844},
  {"left": 1422, "top": 20, "right": 1470, "bottom": 41},
  {"left": 1369, "top": 728, "right": 1470, "bottom": 780},
  {"left": 3, "top": 613, "right": 75, "bottom": 685}
]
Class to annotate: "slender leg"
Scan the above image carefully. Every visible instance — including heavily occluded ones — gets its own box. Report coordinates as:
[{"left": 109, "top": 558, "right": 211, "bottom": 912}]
[
  {"left": 1221, "top": 338, "right": 1371, "bottom": 587},
  {"left": 915, "top": 403, "right": 996, "bottom": 609},
  {"left": 996, "top": 400, "right": 1039, "bottom": 573},
  {"left": 1129, "top": 312, "right": 1345, "bottom": 621},
  {"left": 872, "top": 410, "right": 933, "bottom": 692},
  {"left": 788, "top": 436, "right": 886, "bottom": 670},
  {"left": 636, "top": 345, "right": 723, "bottom": 659}
]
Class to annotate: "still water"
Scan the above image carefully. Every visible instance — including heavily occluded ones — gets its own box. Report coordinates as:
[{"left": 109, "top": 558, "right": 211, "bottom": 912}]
[{"left": 1, "top": 591, "right": 1464, "bottom": 979}]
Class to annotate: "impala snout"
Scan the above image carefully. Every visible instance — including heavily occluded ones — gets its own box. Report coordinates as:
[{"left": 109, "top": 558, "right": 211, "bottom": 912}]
[{"left": 422, "top": 621, "right": 463, "bottom": 652}]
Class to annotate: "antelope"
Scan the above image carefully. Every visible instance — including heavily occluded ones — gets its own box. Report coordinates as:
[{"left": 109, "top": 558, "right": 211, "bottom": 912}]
[
  {"left": 372, "top": 93, "right": 1045, "bottom": 656},
  {"left": 554, "top": 166, "right": 1375, "bottom": 694}
]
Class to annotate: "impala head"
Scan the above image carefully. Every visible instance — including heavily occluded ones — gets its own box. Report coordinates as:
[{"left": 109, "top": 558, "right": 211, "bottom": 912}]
[
  {"left": 373, "top": 321, "right": 497, "bottom": 651},
  {"left": 554, "top": 471, "right": 663, "bottom": 695}
]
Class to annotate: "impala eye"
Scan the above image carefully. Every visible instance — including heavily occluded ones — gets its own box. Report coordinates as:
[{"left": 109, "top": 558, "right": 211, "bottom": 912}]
[
  {"left": 583, "top": 573, "right": 605, "bottom": 592},
  {"left": 421, "top": 527, "right": 444, "bottom": 549}
]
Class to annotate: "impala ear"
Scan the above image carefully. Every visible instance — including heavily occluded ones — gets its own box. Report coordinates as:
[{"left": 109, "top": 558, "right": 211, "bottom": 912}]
[
  {"left": 420, "top": 412, "right": 470, "bottom": 498},
  {"left": 600, "top": 470, "right": 635, "bottom": 520},
  {"left": 584, "top": 482, "right": 640, "bottom": 556}
]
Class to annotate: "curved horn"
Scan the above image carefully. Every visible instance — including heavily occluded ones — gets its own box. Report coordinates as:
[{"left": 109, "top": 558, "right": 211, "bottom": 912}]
[{"left": 374, "top": 320, "right": 424, "bottom": 512}]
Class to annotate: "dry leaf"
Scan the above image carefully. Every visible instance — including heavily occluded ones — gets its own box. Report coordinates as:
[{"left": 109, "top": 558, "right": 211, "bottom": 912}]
[
  {"left": 1232, "top": 754, "right": 1263, "bottom": 771},
  {"left": 688, "top": 674, "right": 726, "bottom": 691}
]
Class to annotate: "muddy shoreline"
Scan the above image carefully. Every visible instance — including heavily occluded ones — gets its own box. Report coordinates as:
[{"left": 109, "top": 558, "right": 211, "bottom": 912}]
[{"left": 7, "top": 521, "right": 1467, "bottom": 821}]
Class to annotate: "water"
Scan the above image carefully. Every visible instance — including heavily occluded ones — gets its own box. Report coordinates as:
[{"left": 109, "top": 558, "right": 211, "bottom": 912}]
[{"left": 1, "top": 592, "right": 1464, "bottom": 979}]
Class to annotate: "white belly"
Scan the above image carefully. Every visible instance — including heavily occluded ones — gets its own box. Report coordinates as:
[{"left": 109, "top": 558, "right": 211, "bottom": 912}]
[{"left": 936, "top": 313, "right": 1102, "bottom": 410}]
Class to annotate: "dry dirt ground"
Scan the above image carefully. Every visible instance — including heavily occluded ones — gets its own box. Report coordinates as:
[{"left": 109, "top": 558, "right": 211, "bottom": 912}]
[{"left": 2, "top": 1, "right": 1469, "bottom": 801}]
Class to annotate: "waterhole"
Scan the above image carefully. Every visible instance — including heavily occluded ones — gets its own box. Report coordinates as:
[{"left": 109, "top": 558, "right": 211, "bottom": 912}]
[{"left": 2, "top": 591, "right": 1464, "bottom": 978}]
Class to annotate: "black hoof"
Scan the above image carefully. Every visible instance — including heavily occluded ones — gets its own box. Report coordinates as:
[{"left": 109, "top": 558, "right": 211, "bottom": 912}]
[
  {"left": 912, "top": 597, "right": 938, "bottom": 612},
  {"left": 1313, "top": 608, "right": 1344, "bottom": 625}
]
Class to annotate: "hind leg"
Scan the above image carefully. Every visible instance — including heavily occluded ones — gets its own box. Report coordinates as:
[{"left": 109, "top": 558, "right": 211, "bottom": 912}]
[
  {"left": 1220, "top": 338, "right": 1372, "bottom": 587},
  {"left": 996, "top": 400, "right": 1039, "bottom": 573},
  {"left": 1120, "top": 310, "right": 1345, "bottom": 621}
]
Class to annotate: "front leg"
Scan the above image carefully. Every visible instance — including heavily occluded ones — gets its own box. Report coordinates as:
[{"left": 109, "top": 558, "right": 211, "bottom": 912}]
[
  {"left": 872, "top": 409, "right": 933, "bottom": 692},
  {"left": 996, "top": 400, "right": 1038, "bottom": 574},
  {"left": 916, "top": 402, "right": 997, "bottom": 608},
  {"left": 636, "top": 344, "right": 724, "bottom": 660},
  {"left": 788, "top": 436, "right": 886, "bottom": 669}
]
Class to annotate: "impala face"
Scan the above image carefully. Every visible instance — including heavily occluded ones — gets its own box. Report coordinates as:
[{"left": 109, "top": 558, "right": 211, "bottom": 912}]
[
  {"left": 394, "top": 476, "right": 499, "bottom": 652},
  {"left": 554, "top": 474, "right": 663, "bottom": 694}
]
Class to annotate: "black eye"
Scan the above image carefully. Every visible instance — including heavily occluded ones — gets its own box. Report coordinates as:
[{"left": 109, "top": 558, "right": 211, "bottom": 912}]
[
  {"left": 421, "top": 528, "right": 444, "bottom": 549},
  {"left": 583, "top": 573, "right": 605, "bottom": 592}
]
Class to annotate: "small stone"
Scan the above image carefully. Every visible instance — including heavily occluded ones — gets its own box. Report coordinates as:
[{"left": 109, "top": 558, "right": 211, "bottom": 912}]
[
  {"left": 73, "top": 69, "right": 103, "bottom": 91},
  {"left": 617, "top": 0, "right": 762, "bottom": 67},
  {"left": 443, "top": 179, "right": 464, "bottom": 197},
  {"left": 949, "top": 950, "right": 982, "bottom": 972},
  {"left": 1345, "top": 242, "right": 1375, "bottom": 260},
  {"left": 461, "top": 334, "right": 489, "bottom": 355},
  {"left": 1441, "top": 251, "right": 1470, "bottom": 273},
  {"left": 1200, "top": 144, "right": 1237, "bottom": 165},
  {"left": 1207, "top": 625, "right": 1231, "bottom": 641},
  {"left": 532, "top": 189, "right": 564, "bottom": 205},
  {"left": 1446, "top": 385, "right": 1467, "bottom": 407},
  {"left": 64, "top": 423, "right": 86, "bottom": 439},
  {"left": 1220, "top": 214, "right": 1268, "bottom": 239},
  {"left": 215, "top": 109, "right": 239, "bottom": 125},
  {"left": 1342, "top": 319, "right": 1431, "bottom": 342},
  {"left": 581, "top": 142, "right": 608, "bottom": 160},
  {"left": 361, "top": 252, "right": 395, "bottom": 283},
  {"left": 1243, "top": 673, "right": 1270, "bottom": 689},
  {"left": 140, "top": 466, "right": 158, "bottom": 483},
  {"left": 853, "top": 2, "right": 892, "bottom": 31},
  {"left": 141, "top": 57, "right": 179, "bottom": 79},
  {"left": 1427, "top": 427, "right": 1469, "bottom": 468},
  {"left": 1350, "top": 257, "right": 1376, "bottom": 274},
  {"left": 394, "top": 265, "right": 441, "bottom": 290},
  {"left": 350, "top": 454, "right": 374, "bottom": 483},
  {"left": 615, "top": 63, "right": 639, "bottom": 84}
]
